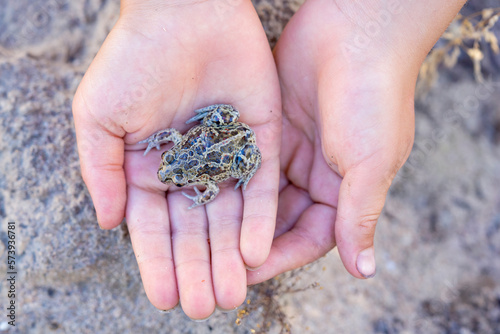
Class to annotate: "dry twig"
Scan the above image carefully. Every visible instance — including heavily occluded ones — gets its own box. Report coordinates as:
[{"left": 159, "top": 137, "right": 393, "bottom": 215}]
[{"left": 417, "top": 7, "right": 500, "bottom": 95}]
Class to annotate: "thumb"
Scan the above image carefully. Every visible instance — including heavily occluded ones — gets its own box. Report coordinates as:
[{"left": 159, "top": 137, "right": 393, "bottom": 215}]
[
  {"left": 319, "top": 70, "right": 415, "bottom": 279},
  {"left": 73, "top": 90, "right": 127, "bottom": 229},
  {"left": 335, "top": 160, "right": 395, "bottom": 279}
]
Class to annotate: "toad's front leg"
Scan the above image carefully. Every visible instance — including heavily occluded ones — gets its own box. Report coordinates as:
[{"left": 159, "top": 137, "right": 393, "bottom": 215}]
[
  {"left": 138, "top": 128, "right": 183, "bottom": 155},
  {"left": 232, "top": 142, "right": 262, "bottom": 190},
  {"left": 181, "top": 181, "right": 220, "bottom": 209}
]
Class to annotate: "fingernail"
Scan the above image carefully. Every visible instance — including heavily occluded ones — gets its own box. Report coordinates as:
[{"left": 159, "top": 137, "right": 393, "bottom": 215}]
[
  {"left": 157, "top": 303, "right": 179, "bottom": 314},
  {"left": 245, "top": 264, "right": 262, "bottom": 272},
  {"left": 356, "top": 247, "right": 376, "bottom": 278},
  {"left": 216, "top": 305, "right": 238, "bottom": 313},
  {"left": 191, "top": 311, "right": 215, "bottom": 322}
]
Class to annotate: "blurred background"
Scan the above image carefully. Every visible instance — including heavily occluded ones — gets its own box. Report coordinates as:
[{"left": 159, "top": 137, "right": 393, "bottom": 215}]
[{"left": 0, "top": 0, "right": 499, "bottom": 333}]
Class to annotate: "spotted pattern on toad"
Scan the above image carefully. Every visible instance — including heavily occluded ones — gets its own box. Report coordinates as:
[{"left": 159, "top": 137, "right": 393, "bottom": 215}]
[{"left": 139, "top": 104, "right": 262, "bottom": 209}]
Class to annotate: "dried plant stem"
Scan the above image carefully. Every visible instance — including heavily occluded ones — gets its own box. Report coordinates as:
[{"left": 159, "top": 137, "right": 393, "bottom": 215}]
[{"left": 417, "top": 7, "right": 500, "bottom": 95}]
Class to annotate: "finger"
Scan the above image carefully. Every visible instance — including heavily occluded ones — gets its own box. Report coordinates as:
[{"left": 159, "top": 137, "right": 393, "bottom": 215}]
[
  {"left": 206, "top": 184, "right": 247, "bottom": 311},
  {"left": 274, "top": 184, "right": 313, "bottom": 238},
  {"left": 247, "top": 202, "right": 336, "bottom": 285},
  {"left": 73, "top": 93, "right": 126, "bottom": 229},
  {"left": 126, "top": 185, "right": 178, "bottom": 310},
  {"left": 335, "top": 161, "right": 392, "bottom": 279},
  {"left": 318, "top": 72, "right": 414, "bottom": 279},
  {"left": 240, "top": 150, "right": 280, "bottom": 269},
  {"left": 169, "top": 191, "right": 215, "bottom": 320}
]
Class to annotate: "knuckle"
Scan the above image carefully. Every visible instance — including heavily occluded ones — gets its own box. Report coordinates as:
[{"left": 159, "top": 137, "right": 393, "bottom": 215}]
[{"left": 357, "top": 213, "right": 379, "bottom": 234}]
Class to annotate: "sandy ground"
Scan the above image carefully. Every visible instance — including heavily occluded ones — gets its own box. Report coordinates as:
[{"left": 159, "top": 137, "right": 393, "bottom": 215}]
[{"left": 1, "top": 0, "right": 500, "bottom": 333}]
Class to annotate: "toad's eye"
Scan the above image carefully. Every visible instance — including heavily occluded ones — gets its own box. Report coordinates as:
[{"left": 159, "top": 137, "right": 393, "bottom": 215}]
[{"left": 162, "top": 152, "right": 175, "bottom": 164}]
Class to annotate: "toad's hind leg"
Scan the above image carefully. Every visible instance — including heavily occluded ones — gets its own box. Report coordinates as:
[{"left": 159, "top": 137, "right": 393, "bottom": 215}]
[
  {"left": 138, "top": 128, "right": 183, "bottom": 155},
  {"left": 186, "top": 104, "right": 240, "bottom": 126},
  {"left": 232, "top": 142, "right": 262, "bottom": 190},
  {"left": 182, "top": 182, "right": 220, "bottom": 209}
]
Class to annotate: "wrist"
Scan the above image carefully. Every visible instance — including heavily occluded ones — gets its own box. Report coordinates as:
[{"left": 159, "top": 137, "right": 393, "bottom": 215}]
[
  {"left": 118, "top": 0, "right": 259, "bottom": 38},
  {"left": 289, "top": 0, "right": 466, "bottom": 81},
  {"left": 120, "top": 0, "right": 202, "bottom": 12},
  {"left": 119, "top": 0, "right": 253, "bottom": 19},
  {"left": 330, "top": 0, "right": 467, "bottom": 67}
]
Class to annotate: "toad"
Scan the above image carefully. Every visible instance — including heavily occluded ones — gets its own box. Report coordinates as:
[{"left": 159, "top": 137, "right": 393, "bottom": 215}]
[{"left": 139, "top": 104, "right": 262, "bottom": 209}]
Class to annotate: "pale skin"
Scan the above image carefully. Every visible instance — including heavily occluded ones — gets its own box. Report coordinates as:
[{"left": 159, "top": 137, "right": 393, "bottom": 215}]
[
  {"left": 73, "top": 0, "right": 281, "bottom": 320},
  {"left": 247, "top": 0, "right": 468, "bottom": 283},
  {"left": 73, "top": 0, "right": 466, "bottom": 320}
]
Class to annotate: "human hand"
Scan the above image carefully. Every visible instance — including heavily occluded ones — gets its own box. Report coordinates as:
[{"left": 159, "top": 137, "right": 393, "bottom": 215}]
[
  {"left": 248, "top": 0, "right": 465, "bottom": 283},
  {"left": 73, "top": 0, "right": 280, "bottom": 319}
]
